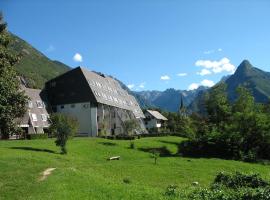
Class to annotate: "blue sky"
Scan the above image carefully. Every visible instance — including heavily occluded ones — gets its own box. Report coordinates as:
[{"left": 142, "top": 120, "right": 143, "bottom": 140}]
[{"left": 1, "top": 0, "right": 270, "bottom": 91}]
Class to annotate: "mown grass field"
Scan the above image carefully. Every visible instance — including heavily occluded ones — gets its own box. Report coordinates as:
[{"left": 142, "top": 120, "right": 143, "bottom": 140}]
[{"left": 0, "top": 136, "right": 269, "bottom": 200}]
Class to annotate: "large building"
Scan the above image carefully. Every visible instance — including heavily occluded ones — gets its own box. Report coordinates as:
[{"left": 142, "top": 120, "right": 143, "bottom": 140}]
[
  {"left": 18, "top": 87, "right": 50, "bottom": 135},
  {"left": 45, "top": 67, "right": 146, "bottom": 137}
]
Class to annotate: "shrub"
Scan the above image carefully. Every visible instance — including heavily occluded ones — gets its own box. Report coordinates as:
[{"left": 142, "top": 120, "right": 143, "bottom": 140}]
[
  {"left": 187, "top": 172, "right": 270, "bottom": 200},
  {"left": 49, "top": 113, "right": 79, "bottom": 154},
  {"left": 123, "top": 177, "right": 131, "bottom": 184},
  {"left": 129, "top": 141, "right": 135, "bottom": 149},
  {"left": 213, "top": 172, "right": 270, "bottom": 189},
  {"left": 165, "top": 184, "right": 178, "bottom": 196}
]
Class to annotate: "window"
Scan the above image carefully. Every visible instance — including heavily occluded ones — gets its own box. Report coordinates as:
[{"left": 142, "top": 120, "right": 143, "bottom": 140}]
[
  {"left": 51, "top": 81, "right": 56, "bottom": 87},
  {"left": 31, "top": 113, "right": 38, "bottom": 121},
  {"left": 36, "top": 100, "right": 43, "bottom": 108},
  {"left": 41, "top": 114, "right": 47, "bottom": 121},
  {"left": 71, "top": 104, "right": 75, "bottom": 108},
  {"left": 60, "top": 105, "right": 64, "bottom": 109},
  {"left": 28, "top": 101, "right": 33, "bottom": 108}
]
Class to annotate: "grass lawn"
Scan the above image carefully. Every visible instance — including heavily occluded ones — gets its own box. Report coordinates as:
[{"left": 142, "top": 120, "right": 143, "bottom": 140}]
[{"left": 0, "top": 136, "right": 269, "bottom": 200}]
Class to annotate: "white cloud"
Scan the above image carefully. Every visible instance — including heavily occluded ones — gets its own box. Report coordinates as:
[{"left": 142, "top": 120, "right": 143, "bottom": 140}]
[
  {"left": 197, "top": 69, "right": 211, "bottom": 76},
  {"left": 127, "top": 84, "right": 135, "bottom": 89},
  {"left": 188, "top": 83, "right": 199, "bottom": 90},
  {"left": 177, "top": 73, "right": 187, "bottom": 77},
  {"left": 218, "top": 48, "right": 222, "bottom": 52},
  {"left": 201, "top": 79, "right": 215, "bottom": 87},
  {"left": 73, "top": 53, "right": 83, "bottom": 62},
  {"left": 195, "top": 57, "right": 236, "bottom": 74},
  {"left": 46, "top": 45, "right": 55, "bottom": 52},
  {"left": 139, "top": 82, "right": 145, "bottom": 88},
  {"left": 160, "top": 75, "right": 170, "bottom": 80},
  {"left": 188, "top": 79, "right": 215, "bottom": 90}
]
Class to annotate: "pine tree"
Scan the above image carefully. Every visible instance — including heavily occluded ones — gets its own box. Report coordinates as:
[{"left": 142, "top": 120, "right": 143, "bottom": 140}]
[{"left": 0, "top": 13, "right": 28, "bottom": 139}]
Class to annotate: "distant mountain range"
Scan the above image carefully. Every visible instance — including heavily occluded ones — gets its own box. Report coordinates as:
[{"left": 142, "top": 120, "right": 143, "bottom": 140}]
[
  {"left": 189, "top": 60, "right": 270, "bottom": 113},
  {"left": 132, "top": 87, "right": 207, "bottom": 112},
  {"left": 9, "top": 33, "right": 270, "bottom": 113}
]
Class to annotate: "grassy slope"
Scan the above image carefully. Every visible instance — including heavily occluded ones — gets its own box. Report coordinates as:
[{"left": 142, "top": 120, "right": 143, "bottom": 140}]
[
  {"left": 8, "top": 33, "right": 70, "bottom": 89},
  {"left": 0, "top": 136, "right": 269, "bottom": 200}
]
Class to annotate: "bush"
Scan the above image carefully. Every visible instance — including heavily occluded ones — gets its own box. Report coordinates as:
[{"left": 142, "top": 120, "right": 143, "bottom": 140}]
[
  {"left": 187, "top": 172, "right": 270, "bottom": 200},
  {"left": 123, "top": 177, "right": 131, "bottom": 184},
  {"left": 49, "top": 113, "right": 79, "bottom": 154},
  {"left": 26, "top": 133, "right": 48, "bottom": 140},
  {"left": 213, "top": 172, "right": 270, "bottom": 189},
  {"left": 165, "top": 184, "right": 178, "bottom": 196},
  {"left": 129, "top": 141, "right": 135, "bottom": 149}
]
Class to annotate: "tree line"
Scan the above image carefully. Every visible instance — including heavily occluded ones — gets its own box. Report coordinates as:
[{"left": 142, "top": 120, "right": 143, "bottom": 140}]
[{"left": 163, "top": 83, "right": 270, "bottom": 162}]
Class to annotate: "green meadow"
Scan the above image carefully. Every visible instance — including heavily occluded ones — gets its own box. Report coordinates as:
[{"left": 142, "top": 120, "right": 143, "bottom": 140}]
[{"left": 0, "top": 136, "right": 269, "bottom": 200}]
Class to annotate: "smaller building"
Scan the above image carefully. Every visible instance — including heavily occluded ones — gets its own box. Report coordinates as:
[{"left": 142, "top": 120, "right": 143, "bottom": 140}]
[
  {"left": 18, "top": 87, "right": 50, "bottom": 135},
  {"left": 144, "top": 110, "right": 168, "bottom": 131}
]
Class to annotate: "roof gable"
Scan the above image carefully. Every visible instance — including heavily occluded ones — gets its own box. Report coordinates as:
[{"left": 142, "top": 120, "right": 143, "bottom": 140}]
[
  {"left": 146, "top": 110, "right": 167, "bottom": 120},
  {"left": 80, "top": 67, "right": 144, "bottom": 118}
]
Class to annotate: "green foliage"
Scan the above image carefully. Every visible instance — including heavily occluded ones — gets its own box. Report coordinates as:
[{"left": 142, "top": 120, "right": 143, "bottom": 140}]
[
  {"left": 123, "top": 177, "right": 132, "bottom": 184},
  {"left": 49, "top": 113, "right": 79, "bottom": 154},
  {"left": 205, "top": 83, "right": 231, "bottom": 127},
  {"left": 98, "top": 121, "right": 108, "bottom": 137},
  {"left": 0, "top": 14, "right": 28, "bottom": 139},
  {"left": 213, "top": 172, "right": 269, "bottom": 189},
  {"left": 26, "top": 133, "right": 48, "bottom": 140},
  {"left": 163, "top": 112, "right": 196, "bottom": 138},
  {"left": 165, "top": 184, "right": 178, "bottom": 197},
  {"left": 129, "top": 141, "right": 135, "bottom": 149},
  {"left": 181, "top": 84, "right": 270, "bottom": 162},
  {"left": 123, "top": 119, "right": 139, "bottom": 135},
  {"left": 188, "top": 172, "right": 270, "bottom": 200}
]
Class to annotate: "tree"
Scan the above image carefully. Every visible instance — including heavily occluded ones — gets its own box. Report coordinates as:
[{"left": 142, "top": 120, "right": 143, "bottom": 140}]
[
  {"left": 49, "top": 113, "right": 79, "bottom": 154},
  {"left": 0, "top": 13, "right": 28, "bottom": 139},
  {"left": 123, "top": 119, "right": 138, "bottom": 135},
  {"left": 205, "top": 83, "right": 231, "bottom": 127}
]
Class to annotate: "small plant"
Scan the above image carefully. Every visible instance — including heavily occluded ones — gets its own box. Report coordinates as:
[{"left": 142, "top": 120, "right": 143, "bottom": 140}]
[
  {"left": 165, "top": 184, "right": 178, "bottom": 196},
  {"left": 151, "top": 150, "right": 159, "bottom": 165},
  {"left": 123, "top": 177, "right": 131, "bottom": 184},
  {"left": 129, "top": 141, "right": 135, "bottom": 149}
]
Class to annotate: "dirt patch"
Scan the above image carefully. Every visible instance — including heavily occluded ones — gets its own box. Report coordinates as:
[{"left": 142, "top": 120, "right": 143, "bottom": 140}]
[{"left": 38, "top": 168, "right": 56, "bottom": 181}]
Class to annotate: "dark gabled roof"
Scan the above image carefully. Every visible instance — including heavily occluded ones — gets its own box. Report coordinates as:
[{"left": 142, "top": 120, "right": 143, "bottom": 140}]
[
  {"left": 80, "top": 67, "right": 145, "bottom": 118},
  {"left": 146, "top": 110, "right": 168, "bottom": 120}
]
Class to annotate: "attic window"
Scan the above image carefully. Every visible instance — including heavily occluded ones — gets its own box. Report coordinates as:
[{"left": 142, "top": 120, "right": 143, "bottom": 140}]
[
  {"left": 51, "top": 82, "right": 56, "bottom": 87},
  {"left": 36, "top": 101, "right": 43, "bottom": 108},
  {"left": 41, "top": 114, "right": 47, "bottom": 121},
  {"left": 28, "top": 101, "right": 33, "bottom": 108},
  {"left": 96, "top": 82, "right": 101, "bottom": 87},
  {"left": 31, "top": 113, "right": 38, "bottom": 121},
  {"left": 88, "top": 80, "right": 95, "bottom": 86}
]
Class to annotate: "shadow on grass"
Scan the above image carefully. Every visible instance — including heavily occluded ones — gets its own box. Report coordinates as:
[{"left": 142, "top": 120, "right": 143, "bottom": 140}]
[
  {"left": 158, "top": 140, "right": 180, "bottom": 146},
  {"left": 138, "top": 146, "right": 177, "bottom": 157},
  {"left": 9, "top": 147, "right": 56, "bottom": 154},
  {"left": 98, "top": 142, "right": 117, "bottom": 146}
]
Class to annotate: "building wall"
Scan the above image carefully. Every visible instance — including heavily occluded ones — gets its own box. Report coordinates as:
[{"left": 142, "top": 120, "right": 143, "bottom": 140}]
[
  {"left": 96, "top": 103, "right": 140, "bottom": 136},
  {"left": 56, "top": 102, "right": 97, "bottom": 136},
  {"left": 144, "top": 112, "right": 160, "bottom": 130}
]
